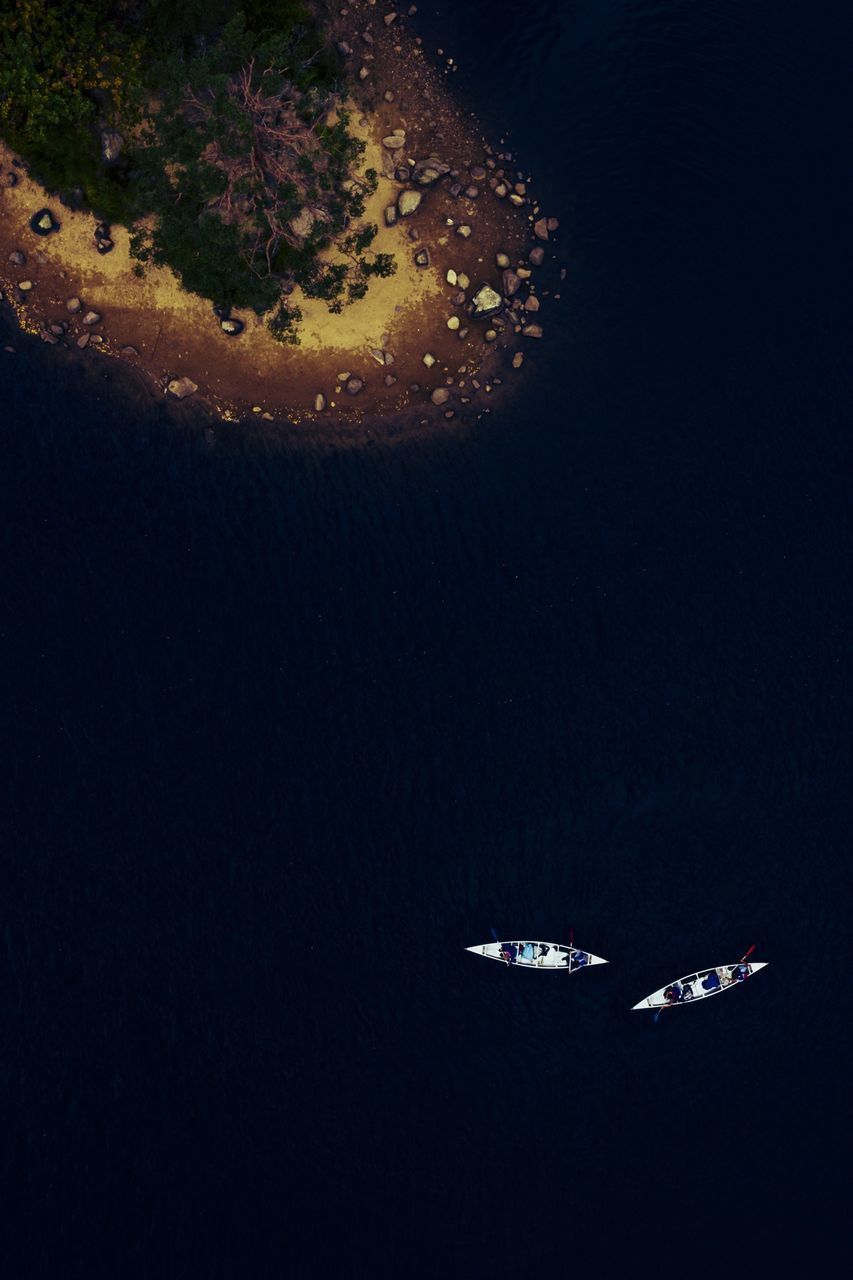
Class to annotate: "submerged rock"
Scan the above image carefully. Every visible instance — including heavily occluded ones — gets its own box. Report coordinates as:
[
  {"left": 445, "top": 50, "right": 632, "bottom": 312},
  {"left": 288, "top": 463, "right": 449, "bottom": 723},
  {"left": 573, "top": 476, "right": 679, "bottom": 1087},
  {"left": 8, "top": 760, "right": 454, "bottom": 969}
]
[
  {"left": 314, "top": 394, "right": 326, "bottom": 412},
  {"left": 533, "top": 217, "right": 549, "bottom": 241},
  {"left": 522, "top": 323, "right": 543, "bottom": 338},
  {"left": 502, "top": 270, "right": 521, "bottom": 297},
  {"left": 66, "top": 297, "right": 82, "bottom": 313},
  {"left": 471, "top": 284, "right": 502, "bottom": 317},
  {"left": 82, "top": 311, "right": 101, "bottom": 326},
  {"left": 528, "top": 246, "right": 545, "bottom": 267},
  {"left": 8, "top": 251, "right": 26, "bottom": 267},
  {"left": 430, "top": 387, "right": 450, "bottom": 406}
]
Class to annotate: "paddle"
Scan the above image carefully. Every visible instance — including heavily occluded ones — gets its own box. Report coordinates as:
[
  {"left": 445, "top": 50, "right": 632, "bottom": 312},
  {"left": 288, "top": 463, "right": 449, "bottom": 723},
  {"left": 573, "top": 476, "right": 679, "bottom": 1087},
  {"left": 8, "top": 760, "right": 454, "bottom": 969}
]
[{"left": 732, "top": 944, "right": 756, "bottom": 982}]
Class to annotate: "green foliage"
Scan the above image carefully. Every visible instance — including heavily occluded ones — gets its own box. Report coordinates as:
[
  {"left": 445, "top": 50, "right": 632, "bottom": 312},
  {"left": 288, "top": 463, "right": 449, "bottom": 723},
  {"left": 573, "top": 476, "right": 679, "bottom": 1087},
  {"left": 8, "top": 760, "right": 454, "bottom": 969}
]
[
  {"left": 267, "top": 300, "right": 303, "bottom": 345},
  {"left": 0, "top": 1, "right": 396, "bottom": 334}
]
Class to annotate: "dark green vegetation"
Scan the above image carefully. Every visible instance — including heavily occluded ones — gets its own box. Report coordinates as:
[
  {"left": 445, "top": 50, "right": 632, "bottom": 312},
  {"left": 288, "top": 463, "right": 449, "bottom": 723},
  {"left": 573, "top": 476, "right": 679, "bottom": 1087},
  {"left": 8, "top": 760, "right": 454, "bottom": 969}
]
[{"left": 0, "top": 1, "right": 395, "bottom": 334}]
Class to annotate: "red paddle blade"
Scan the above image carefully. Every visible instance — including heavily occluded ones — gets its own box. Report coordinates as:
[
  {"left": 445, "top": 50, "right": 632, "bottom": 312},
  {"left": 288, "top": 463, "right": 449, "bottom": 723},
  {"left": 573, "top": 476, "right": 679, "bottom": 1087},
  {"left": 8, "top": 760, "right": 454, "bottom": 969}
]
[{"left": 742, "top": 943, "right": 756, "bottom": 961}]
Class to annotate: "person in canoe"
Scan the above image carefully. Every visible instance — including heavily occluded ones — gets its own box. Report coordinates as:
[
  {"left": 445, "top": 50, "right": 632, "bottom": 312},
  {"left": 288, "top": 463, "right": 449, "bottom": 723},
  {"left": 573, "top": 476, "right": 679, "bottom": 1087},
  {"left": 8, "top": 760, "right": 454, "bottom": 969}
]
[
  {"left": 733, "top": 963, "right": 750, "bottom": 982},
  {"left": 500, "top": 943, "right": 518, "bottom": 964},
  {"left": 571, "top": 950, "right": 588, "bottom": 970},
  {"left": 701, "top": 969, "right": 722, "bottom": 992},
  {"left": 664, "top": 982, "right": 683, "bottom": 1004}
]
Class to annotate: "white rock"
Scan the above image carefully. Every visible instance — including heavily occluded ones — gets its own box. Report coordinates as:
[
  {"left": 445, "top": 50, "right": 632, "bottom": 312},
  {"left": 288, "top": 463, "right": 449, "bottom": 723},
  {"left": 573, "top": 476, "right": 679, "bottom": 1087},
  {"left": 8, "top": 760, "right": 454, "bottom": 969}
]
[{"left": 167, "top": 376, "right": 198, "bottom": 399}]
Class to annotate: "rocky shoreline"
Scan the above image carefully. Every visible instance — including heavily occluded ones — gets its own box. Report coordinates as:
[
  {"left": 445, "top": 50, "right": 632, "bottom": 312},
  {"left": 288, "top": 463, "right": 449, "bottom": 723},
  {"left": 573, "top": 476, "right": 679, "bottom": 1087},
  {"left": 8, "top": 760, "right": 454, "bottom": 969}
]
[{"left": 0, "top": 3, "right": 564, "bottom": 436}]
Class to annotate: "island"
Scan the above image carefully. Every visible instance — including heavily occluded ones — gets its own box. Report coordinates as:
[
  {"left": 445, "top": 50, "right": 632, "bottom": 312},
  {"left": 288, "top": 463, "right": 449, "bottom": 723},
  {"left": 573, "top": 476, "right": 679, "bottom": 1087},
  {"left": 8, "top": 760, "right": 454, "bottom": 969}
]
[{"left": 0, "top": 0, "right": 559, "bottom": 430}]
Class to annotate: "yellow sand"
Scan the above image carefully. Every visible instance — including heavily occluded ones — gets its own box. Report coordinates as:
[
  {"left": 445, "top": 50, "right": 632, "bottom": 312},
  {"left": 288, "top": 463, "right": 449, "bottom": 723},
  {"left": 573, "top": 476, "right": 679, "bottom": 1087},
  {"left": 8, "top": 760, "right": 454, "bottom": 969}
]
[{"left": 0, "top": 118, "right": 439, "bottom": 361}]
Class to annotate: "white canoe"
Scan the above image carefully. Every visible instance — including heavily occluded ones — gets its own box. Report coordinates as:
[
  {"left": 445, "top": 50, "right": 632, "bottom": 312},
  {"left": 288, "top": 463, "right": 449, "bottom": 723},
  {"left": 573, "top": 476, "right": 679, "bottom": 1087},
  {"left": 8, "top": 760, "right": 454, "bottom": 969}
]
[
  {"left": 632, "top": 961, "right": 768, "bottom": 1009},
  {"left": 466, "top": 940, "right": 608, "bottom": 970}
]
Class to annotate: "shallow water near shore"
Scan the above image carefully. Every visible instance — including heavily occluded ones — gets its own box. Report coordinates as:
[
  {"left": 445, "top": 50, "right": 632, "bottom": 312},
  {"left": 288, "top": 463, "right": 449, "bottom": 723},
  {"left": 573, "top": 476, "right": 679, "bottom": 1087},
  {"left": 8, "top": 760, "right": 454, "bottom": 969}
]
[{"left": 2, "top": 1, "right": 852, "bottom": 1272}]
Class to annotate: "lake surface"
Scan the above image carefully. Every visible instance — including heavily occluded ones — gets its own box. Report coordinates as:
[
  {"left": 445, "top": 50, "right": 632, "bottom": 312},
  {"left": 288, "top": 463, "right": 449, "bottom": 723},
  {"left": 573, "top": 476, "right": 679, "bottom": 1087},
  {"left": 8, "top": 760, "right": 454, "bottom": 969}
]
[{"left": 2, "top": 1, "right": 851, "bottom": 1273}]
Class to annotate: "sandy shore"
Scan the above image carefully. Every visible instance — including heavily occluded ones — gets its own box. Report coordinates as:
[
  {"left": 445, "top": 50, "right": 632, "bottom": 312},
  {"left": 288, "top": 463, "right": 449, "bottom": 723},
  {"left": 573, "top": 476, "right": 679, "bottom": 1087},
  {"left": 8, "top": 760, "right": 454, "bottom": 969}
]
[{"left": 0, "top": 3, "right": 561, "bottom": 433}]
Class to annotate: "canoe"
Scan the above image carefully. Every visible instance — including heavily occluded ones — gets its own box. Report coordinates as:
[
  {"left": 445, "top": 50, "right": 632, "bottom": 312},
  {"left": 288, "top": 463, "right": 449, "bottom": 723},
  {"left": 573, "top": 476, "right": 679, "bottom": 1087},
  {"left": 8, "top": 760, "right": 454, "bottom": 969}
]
[
  {"left": 631, "top": 961, "right": 768, "bottom": 1009},
  {"left": 466, "top": 940, "right": 608, "bottom": 970}
]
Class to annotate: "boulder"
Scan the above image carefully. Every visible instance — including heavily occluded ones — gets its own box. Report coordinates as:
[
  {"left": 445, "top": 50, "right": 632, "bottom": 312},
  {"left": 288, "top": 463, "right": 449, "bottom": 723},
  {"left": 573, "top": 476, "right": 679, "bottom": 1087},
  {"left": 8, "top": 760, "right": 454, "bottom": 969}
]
[
  {"left": 100, "top": 129, "right": 124, "bottom": 163},
  {"left": 446, "top": 316, "right": 460, "bottom": 331},
  {"left": 457, "top": 272, "right": 470, "bottom": 290},
  {"left": 397, "top": 189, "right": 422, "bottom": 217},
  {"left": 30, "top": 208, "right": 59, "bottom": 236},
  {"left": 96, "top": 239, "right": 114, "bottom": 255},
  {"left": 289, "top": 208, "right": 318, "bottom": 239},
  {"left": 382, "top": 131, "right": 406, "bottom": 149},
  {"left": 76, "top": 333, "right": 90, "bottom": 349},
  {"left": 414, "top": 248, "right": 430, "bottom": 267},
  {"left": 502, "top": 270, "right": 521, "bottom": 297},
  {"left": 221, "top": 319, "right": 244, "bottom": 336},
  {"left": 345, "top": 377, "right": 364, "bottom": 395},
  {"left": 384, "top": 205, "right": 397, "bottom": 227},
  {"left": 18, "top": 280, "right": 34, "bottom": 292},
  {"left": 7, "top": 251, "right": 26, "bottom": 266},
  {"left": 430, "top": 387, "right": 450, "bottom": 406},
  {"left": 533, "top": 217, "right": 549, "bottom": 241},
  {"left": 48, "top": 323, "right": 66, "bottom": 337},
  {"left": 512, "top": 351, "right": 524, "bottom": 369},
  {"left": 384, "top": 373, "right": 397, "bottom": 386},
  {"left": 66, "top": 297, "right": 82, "bottom": 313},
  {"left": 471, "top": 284, "right": 502, "bottom": 317},
  {"left": 524, "top": 294, "right": 540, "bottom": 312},
  {"left": 167, "top": 376, "right": 198, "bottom": 399},
  {"left": 121, "top": 346, "right": 139, "bottom": 357},
  {"left": 411, "top": 155, "right": 450, "bottom": 186},
  {"left": 465, "top": 185, "right": 479, "bottom": 199},
  {"left": 495, "top": 252, "right": 510, "bottom": 269},
  {"left": 422, "top": 353, "right": 436, "bottom": 368},
  {"left": 470, "top": 164, "right": 486, "bottom": 181},
  {"left": 446, "top": 269, "right": 458, "bottom": 286},
  {"left": 4, "top": 171, "right": 18, "bottom": 188},
  {"left": 456, "top": 224, "right": 472, "bottom": 238},
  {"left": 314, "top": 394, "right": 326, "bottom": 412},
  {"left": 82, "top": 311, "right": 101, "bottom": 326}
]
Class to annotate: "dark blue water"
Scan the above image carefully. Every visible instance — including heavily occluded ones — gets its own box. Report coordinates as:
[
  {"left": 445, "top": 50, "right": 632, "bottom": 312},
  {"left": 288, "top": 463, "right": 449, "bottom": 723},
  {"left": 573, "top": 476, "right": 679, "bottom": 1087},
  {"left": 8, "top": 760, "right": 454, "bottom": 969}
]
[{"left": 2, "top": 2, "right": 851, "bottom": 1273}]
